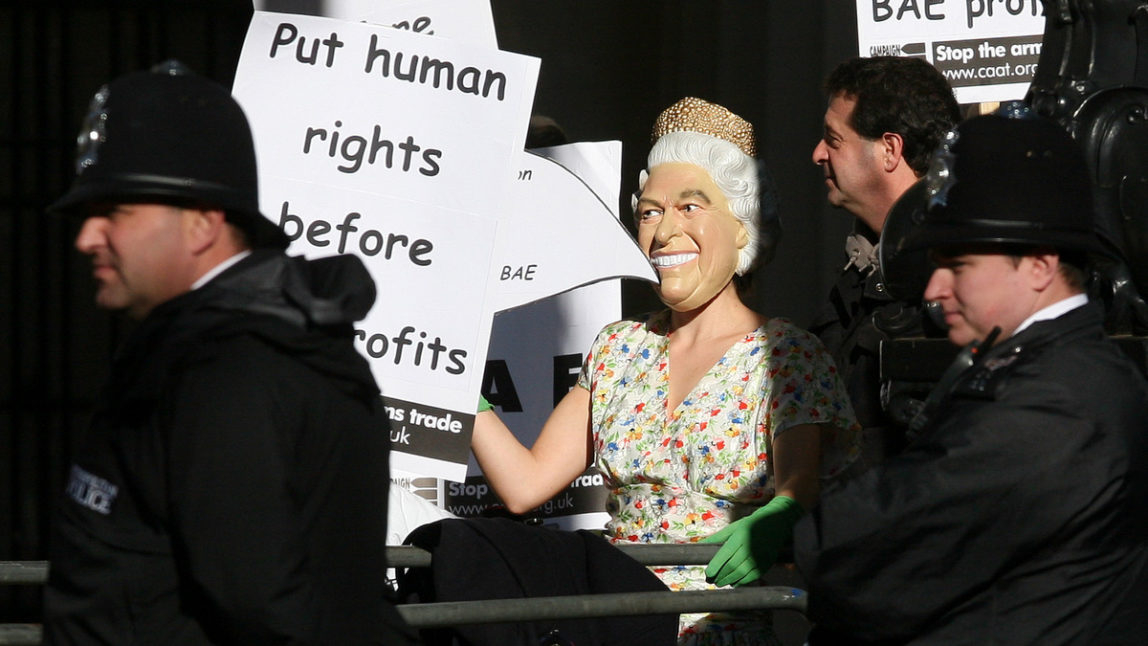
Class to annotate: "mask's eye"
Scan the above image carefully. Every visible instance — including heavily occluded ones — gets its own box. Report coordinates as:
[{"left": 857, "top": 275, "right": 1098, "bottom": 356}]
[{"left": 638, "top": 207, "right": 663, "bottom": 222}]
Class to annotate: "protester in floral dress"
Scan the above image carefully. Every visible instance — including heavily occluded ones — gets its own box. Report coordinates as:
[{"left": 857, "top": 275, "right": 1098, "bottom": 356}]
[
  {"left": 473, "top": 98, "right": 858, "bottom": 645},
  {"left": 581, "top": 309, "right": 857, "bottom": 643}
]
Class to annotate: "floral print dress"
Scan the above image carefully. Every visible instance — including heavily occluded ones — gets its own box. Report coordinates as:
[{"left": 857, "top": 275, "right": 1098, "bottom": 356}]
[{"left": 577, "top": 310, "right": 859, "bottom": 645}]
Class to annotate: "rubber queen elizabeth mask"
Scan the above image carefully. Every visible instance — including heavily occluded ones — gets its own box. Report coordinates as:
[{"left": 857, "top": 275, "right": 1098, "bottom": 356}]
[{"left": 634, "top": 97, "right": 759, "bottom": 312}]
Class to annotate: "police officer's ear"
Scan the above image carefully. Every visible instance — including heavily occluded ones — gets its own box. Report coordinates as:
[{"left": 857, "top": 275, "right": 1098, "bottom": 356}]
[
  {"left": 1026, "top": 251, "right": 1063, "bottom": 292},
  {"left": 182, "top": 207, "right": 229, "bottom": 255},
  {"left": 879, "top": 132, "right": 905, "bottom": 172}
]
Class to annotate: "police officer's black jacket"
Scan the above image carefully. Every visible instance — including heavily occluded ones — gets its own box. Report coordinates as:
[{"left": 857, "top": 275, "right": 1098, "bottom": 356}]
[
  {"left": 795, "top": 303, "right": 1148, "bottom": 645},
  {"left": 44, "top": 250, "right": 417, "bottom": 645}
]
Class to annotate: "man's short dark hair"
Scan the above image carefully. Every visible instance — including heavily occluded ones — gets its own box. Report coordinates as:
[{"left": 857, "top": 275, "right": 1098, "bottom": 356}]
[
  {"left": 825, "top": 56, "right": 961, "bottom": 175},
  {"left": 1011, "top": 249, "right": 1089, "bottom": 290}
]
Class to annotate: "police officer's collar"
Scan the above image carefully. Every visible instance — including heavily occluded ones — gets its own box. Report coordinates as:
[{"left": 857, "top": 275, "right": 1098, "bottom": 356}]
[
  {"left": 192, "top": 250, "right": 252, "bottom": 290},
  {"left": 1010, "top": 293, "right": 1088, "bottom": 338}
]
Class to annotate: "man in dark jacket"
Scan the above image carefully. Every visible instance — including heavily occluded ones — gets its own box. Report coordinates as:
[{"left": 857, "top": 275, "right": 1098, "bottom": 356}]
[
  {"left": 809, "top": 56, "right": 961, "bottom": 462},
  {"left": 795, "top": 115, "right": 1148, "bottom": 643},
  {"left": 43, "top": 61, "right": 417, "bottom": 645}
]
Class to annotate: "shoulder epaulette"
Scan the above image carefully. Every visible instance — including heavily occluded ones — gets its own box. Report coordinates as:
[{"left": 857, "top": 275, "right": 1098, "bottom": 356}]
[{"left": 953, "top": 348, "right": 1022, "bottom": 399}]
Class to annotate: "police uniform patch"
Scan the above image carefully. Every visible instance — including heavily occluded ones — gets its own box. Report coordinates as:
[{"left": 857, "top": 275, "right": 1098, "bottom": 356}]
[
  {"left": 954, "top": 351, "right": 1020, "bottom": 399},
  {"left": 65, "top": 464, "right": 118, "bottom": 515}
]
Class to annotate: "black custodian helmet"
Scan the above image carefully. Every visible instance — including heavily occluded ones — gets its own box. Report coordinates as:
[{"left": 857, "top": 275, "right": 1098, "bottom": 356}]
[
  {"left": 898, "top": 113, "right": 1112, "bottom": 259},
  {"left": 50, "top": 60, "right": 288, "bottom": 249}
]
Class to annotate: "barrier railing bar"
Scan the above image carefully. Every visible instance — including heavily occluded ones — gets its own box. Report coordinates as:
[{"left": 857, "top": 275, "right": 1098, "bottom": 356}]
[
  {"left": 386, "top": 547, "right": 431, "bottom": 568},
  {"left": 611, "top": 543, "right": 723, "bottom": 565},
  {"left": 395, "top": 587, "right": 806, "bottom": 628},
  {"left": 0, "top": 562, "right": 48, "bottom": 585},
  {"left": 386, "top": 543, "right": 723, "bottom": 568},
  {"left": 3, "top": 545, "right": 725, "bottom": 582},
  {"left": 0, "top": 625, "right": 41, "bottom": 646}
]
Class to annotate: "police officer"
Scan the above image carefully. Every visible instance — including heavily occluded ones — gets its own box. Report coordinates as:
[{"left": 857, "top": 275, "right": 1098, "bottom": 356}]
[
  {"left": 794, "top": 114, "right": 1148, "bottom": 644},
  {"left": 44, "top": 61, "right": 417, "bottom": 645}
]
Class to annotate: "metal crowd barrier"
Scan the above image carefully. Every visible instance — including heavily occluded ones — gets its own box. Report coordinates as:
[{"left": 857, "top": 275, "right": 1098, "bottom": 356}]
[{"left": 0, "top": 545, "right": 807, "bottom": 645}]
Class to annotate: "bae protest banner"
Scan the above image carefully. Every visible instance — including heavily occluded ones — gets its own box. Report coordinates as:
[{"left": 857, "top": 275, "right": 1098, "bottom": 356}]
[
  {"left": 393, "top": 142, "right": 637, "bottom": 529},
  {"left": 392, "top": 143, "right": 631, "bottom": 531},
  {"left": 856, "top": 0, "right": 1046, "bottom": 103},
  {"left": 472, "top": 141, "right": 635, "bottom": 530}
]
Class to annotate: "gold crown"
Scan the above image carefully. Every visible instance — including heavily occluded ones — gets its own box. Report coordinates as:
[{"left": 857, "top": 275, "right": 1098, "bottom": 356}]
[{"left": 651, "top": 97, "right": 756, "bottom": 157}]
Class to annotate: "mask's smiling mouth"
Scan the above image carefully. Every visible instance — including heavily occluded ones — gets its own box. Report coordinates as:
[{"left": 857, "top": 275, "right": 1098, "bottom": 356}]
[{"left": 651, "top": 252, "right": 698, "bottom": 269}]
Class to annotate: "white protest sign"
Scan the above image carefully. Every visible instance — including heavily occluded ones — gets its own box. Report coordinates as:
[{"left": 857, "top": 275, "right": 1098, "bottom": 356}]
[
  {"left": 490, "top": 141, "right": 656, "bottom": 313},
  {"left": 252, "top": 0, "right": 497, "bottom": 48},
  {"left": 479, "top": 142, "right": 634, "bottom": 530},
  {"left": 856, "top": 0, "right": 1046, "bottom": 103},
  {"left": 232, "top": 11, "right": 539, "bottom": 482}
]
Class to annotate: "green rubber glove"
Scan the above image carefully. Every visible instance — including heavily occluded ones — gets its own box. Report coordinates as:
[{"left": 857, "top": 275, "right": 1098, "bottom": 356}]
[
  {"left": 702, "top": 495, "right": 804, "bottom": 587},
  {"left": 477, "top": 395, "right": 493, "bottom": 413}
]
